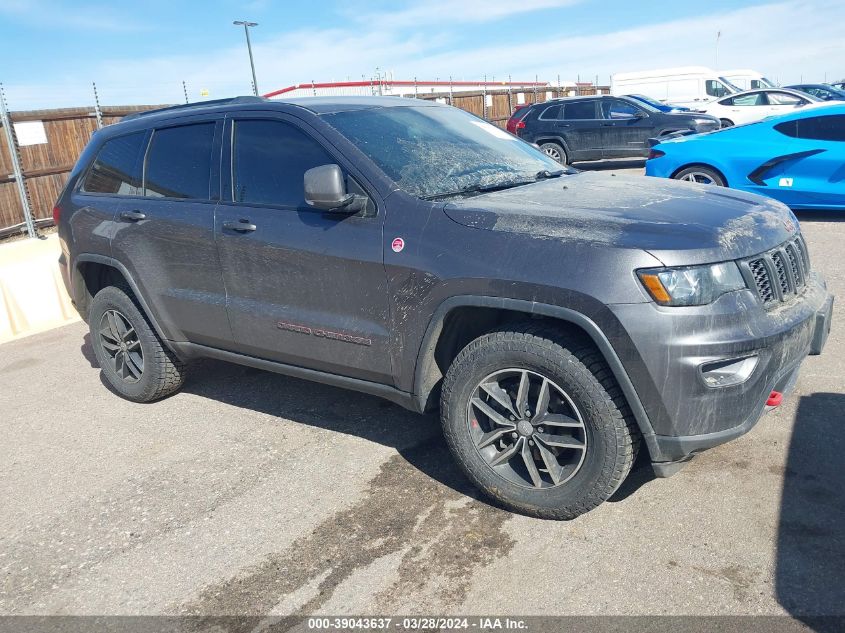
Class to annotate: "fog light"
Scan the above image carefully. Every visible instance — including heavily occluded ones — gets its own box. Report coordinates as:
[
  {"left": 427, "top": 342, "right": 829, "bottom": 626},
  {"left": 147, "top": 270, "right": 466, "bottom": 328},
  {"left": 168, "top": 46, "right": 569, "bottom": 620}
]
[{"left": 700, "top": 355, "right": 758, "bottom": 387}]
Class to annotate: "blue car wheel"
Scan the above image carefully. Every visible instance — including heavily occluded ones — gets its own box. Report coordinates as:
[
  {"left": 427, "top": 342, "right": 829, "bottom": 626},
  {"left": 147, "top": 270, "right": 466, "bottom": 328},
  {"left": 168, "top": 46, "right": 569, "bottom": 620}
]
[{"left": 673, "top": 166, "right": 726, "bottom": 187}]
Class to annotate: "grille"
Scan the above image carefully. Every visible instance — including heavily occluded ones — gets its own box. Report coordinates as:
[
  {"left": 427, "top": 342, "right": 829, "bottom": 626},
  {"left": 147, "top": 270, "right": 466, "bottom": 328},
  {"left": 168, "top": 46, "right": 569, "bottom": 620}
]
[{"left": 746, "top": 236, "right": 810, "bottom": 307}]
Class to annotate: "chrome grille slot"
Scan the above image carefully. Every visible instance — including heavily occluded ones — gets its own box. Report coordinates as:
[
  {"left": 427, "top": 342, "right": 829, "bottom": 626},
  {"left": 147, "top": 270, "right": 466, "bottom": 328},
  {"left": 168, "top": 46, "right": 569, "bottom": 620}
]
[
  {"left": 771, "top": 251, "right": 790, "bottom": 296},
  {"left": 749, "top": 258, "right": 774, "bottom": 304},
  {"left": 744, "top": 235, "right": 810, "bottom": 308}
]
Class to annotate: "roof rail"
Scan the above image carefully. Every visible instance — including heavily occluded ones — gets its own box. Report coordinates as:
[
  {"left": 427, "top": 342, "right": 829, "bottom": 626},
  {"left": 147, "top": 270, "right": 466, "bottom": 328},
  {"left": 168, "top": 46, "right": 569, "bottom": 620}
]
[{"left": 122, "top": 96, "right": 266, "bottom": 121}]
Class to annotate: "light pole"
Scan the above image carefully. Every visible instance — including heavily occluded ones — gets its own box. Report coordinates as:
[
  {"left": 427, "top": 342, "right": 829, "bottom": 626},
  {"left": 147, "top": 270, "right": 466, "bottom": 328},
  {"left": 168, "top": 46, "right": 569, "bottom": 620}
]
[{"left": 233, "top": 20, "right": 259, "bottom": 96}]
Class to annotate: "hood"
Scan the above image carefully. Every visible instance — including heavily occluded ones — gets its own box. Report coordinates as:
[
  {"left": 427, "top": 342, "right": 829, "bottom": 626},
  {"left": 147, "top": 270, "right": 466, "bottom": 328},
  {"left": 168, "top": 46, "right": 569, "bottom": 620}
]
[{"left": 443, "top": 172, "right": 799, "bottom": 266}]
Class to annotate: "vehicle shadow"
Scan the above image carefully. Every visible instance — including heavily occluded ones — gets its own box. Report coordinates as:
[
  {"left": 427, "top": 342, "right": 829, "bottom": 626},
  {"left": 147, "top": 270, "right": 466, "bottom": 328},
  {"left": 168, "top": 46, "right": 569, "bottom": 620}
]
[
  {"left": 775, "top": 392, "right": 845, "bottom": 630},
  {"left": 572, "top": 158, "right": 646, "bottom": 172},
  {"left": 794, "top": 210, "right": 845, "bottom": 224},
  {"left": 177, "top": 358, "right": 483, "bottom": 504}
]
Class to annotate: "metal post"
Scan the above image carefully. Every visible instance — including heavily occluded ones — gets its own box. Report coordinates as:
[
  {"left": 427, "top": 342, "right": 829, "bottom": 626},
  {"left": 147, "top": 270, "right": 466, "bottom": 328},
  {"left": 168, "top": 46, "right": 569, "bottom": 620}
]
[
  {"left": 92, "top": 82, "right": 103, "bottom": 129},
  {"left": 233, "top": 20, "right": 259, "bottom": 96},
  {"left": 557, "top": 74, "right": 561, "bottom": 98},
  {"left": 482, "top": 74, "right": 488, "bottom": 120},
  {"left": 534, "top": 74, "right": 538, "bottom": 102},
  {"left": 182, "top": 80, "right": 189, "bottom": 104},
  {"left": 0, "top": 84, "right": 37, "bottom": 238},
  {"left": 449, "top": 76, "right": 453, "bottom": 105},
  {"left": 414, "top": 77, "right": 418, "bottom": 99},
  {"left": 311, "top": 80, "right": 316, "bottom": 97},
  {"left": 507, "top": 74, "right": 513, "bottom": 113}
]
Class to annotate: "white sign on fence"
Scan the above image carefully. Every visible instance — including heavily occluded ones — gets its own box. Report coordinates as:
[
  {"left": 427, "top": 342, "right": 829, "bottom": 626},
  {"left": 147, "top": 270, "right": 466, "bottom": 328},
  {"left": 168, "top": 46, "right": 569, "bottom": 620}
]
[{"left": 14, "top": 121, "right": 48, "bottom": 146}]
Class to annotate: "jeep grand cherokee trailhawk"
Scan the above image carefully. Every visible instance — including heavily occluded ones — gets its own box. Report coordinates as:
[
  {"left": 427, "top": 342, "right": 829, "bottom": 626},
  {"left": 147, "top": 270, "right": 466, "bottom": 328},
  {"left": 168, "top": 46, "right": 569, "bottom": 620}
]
[{"left": 56, "top": 96, "right": 833, "bottom": 519}]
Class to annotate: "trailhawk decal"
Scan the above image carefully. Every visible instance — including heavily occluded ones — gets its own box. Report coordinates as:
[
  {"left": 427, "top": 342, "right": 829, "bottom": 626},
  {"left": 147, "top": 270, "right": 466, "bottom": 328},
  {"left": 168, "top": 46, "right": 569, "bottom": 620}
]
[{"left": 276, "top": 321, "right": 373, "bottom": 347}]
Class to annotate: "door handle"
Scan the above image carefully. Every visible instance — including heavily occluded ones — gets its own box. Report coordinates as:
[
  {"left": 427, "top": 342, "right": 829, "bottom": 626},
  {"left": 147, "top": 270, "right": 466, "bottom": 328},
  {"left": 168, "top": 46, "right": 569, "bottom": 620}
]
[
  {"left": 555, "top": 124, "right": 571, "bottom": 128},
  {"left": 119, "top": 210, "right": 146, "bottom": 222},
  {"left": 601, "top": 123, "right": 614, "bottom": 126},
  {"left": 223, "top": 219, "right": 257, "bottom": 233}
]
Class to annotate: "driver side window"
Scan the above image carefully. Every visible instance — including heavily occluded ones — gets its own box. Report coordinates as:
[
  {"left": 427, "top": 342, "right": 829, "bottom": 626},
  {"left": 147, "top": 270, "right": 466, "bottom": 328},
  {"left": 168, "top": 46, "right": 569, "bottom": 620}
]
[
  {"left": 232, "top": 119, "right": 335, "bottom": 208},
  {"left": 601, "top": 99, "right": 640, "bottom": 119}
]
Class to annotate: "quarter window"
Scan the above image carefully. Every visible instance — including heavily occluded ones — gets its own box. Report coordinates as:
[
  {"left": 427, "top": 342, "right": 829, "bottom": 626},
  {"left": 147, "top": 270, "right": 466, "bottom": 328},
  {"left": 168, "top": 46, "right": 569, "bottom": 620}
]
[
  {"left": 539, "top": 105, "right": 563, "bottom": 120},
  {"left": 81, "top": 132, "right": 145, "bottom": 195},
  {"left": 144, "top": 123, "right": 215, "bottom": 199},
  {"left": 774, "top": 115, "right": 845, "bottom": 141},
  {"left": 706, "top": 80, "right": 730, "bottom": 98},
  {"left": 232, "top": 119, "right": 335, "bottom": 207}
]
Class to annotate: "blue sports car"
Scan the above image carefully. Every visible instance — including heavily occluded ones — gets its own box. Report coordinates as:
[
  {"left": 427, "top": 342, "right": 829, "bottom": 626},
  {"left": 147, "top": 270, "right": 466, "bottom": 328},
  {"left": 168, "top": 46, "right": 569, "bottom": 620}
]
[{"left": 646, "top": 103, "right": 845, "bottom": 210}]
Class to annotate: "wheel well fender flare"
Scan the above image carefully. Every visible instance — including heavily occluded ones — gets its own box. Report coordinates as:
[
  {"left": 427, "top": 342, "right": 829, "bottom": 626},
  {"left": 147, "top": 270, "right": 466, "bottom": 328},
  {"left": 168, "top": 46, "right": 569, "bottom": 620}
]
[
  {"left": 671, "top": 162, "right": 730, "bottom": 187},
  {"left": 412, "top": 295, "right": 658, "bottom": 452},
  {"left": 73, "top": 254, "right": 176, "bottom": 354},
  {"left": 534, "top": 136, "right": 570, "bottom": 158}
]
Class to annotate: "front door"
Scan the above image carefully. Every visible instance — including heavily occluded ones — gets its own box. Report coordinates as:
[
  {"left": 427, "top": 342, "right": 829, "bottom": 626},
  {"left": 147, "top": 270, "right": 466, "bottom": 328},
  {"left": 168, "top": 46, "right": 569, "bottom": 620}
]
[
  {"left": 215, "top": 114, "right": 393, "bottom": 384},
  {"left": 599, "top": 99, "right": 655, "bottom": 157}
]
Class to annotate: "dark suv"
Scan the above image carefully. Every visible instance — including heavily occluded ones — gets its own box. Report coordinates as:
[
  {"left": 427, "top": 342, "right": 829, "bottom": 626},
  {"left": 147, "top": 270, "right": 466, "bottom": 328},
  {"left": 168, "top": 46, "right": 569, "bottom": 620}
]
[
  {"left": 507, "top": 95, "right": 720, "bottom": 164},
  {"left": 56, "top": 96, "right": 832, "bottom": 519}
]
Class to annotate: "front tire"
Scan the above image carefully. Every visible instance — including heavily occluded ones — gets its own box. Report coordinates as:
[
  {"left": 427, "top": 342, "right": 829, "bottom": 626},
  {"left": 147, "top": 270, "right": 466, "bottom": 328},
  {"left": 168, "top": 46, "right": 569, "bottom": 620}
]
[
  {"left": 719, "top": 118, "right": 734, "bottom": 128},
  {"left": 440, "top": 324, "right": 639, "bottom": 520},
  {"left": 89, "top": 285, "right": 186, "bottom": 403},
  {"left": 673, "top": 165, "right": 726, "bottom": 186},
  {"left": 539, "top": 142, "right": 567, "bottom": 165}
]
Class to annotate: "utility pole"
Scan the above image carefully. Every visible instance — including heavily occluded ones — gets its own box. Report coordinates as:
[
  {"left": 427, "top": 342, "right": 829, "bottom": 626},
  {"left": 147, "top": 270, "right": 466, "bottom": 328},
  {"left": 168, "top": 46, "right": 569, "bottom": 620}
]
[
  {"left": 233, "top": 20, "right": 259, "bottom": 96},
  {"left": 715, "top": 30, "right": 721, "bottom": 67}
]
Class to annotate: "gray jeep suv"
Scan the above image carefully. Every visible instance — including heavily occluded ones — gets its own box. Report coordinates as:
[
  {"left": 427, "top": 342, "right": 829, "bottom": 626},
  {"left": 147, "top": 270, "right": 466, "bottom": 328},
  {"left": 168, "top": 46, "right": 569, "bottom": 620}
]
[{"left": 56, "top": 96, "right": 833, "bottom": 519}]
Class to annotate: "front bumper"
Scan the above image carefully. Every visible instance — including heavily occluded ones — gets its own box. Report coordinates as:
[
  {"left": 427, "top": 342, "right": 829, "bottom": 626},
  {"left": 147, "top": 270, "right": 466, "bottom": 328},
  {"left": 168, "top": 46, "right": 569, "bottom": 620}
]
[{"left": 609, "top": 273, "right": 832, "bottom": 472}]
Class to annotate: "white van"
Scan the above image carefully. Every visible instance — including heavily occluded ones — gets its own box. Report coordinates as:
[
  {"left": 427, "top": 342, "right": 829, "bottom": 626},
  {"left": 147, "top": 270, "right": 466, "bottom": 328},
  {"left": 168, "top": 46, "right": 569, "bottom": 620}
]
[
  {"left": 719, "top": 69, "right": 776, "bottom": 91},
  {"left": 610, "top": 66, "right": 740, "bottom": 107}
]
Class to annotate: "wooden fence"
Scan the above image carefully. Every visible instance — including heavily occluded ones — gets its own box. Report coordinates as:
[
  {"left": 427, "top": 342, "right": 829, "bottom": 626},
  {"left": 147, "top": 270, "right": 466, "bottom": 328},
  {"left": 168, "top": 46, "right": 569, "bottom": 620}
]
[
  {"left": 0, "top": 85, "right": 606, "bottom": 237},
  {"left": 0, "top": 105, "right": 163, "bottom": 237}
]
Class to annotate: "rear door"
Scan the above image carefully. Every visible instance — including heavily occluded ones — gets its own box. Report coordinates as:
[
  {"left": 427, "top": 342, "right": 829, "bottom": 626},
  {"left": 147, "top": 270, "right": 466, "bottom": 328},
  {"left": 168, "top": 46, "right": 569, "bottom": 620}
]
[
  {"left": 598, "top": 98, "right": 656, "bottom": 157},
  {"left": 215, "top": 113, "right": 392, "bottom": 384},
  {"left": 557, "top": 99, "right": 602, "bottom": 160},
  {"left": 109, "top": 116, "right": 233, "bottom": 348}
]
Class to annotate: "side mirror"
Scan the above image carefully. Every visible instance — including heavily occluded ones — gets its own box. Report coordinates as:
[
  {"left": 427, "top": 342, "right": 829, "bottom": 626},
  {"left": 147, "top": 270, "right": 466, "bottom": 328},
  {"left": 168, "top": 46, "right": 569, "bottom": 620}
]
[{"left": 304, "top": 164, "right": 364, "bottom": 213}]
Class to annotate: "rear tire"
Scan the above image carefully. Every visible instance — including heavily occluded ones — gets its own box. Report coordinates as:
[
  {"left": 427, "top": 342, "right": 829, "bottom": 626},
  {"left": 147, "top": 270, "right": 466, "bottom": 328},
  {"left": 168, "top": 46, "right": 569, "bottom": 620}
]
[
  {"left": 673, "top": 165, "right": 726, "bottom": 186},
  {"left": 89, "top": 285, "right": 186, "bottom": 403},
  {"left": 539, "top": 142, "right": 567, "bottom": 165},
  {"left": 440, "top": 324, "right": 639, "bottom": 520}
]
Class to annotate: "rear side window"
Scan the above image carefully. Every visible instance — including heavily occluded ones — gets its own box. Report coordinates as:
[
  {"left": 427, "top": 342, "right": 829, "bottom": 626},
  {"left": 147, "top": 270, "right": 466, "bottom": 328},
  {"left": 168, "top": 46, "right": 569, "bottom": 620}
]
[
  {"left": 767, "top": 92, "right": 803, "bottom": 106},
  {"left": 774, "top": 115, "right": 845, "bottom": 141},
  {"left": 144, "top": 123, "right": 215, "bottom": 199},
  {"left": 539, "top": 105, "right": 562, "bottom": 120},
  {"left": 81, "top": 132, "right": 145, "bottom": 195},
  {"left": 562, "top": 101, "right": 597, "bottom": 120},
  {"left": 232, "top": 119, "right": 334, "bottom": 207}
]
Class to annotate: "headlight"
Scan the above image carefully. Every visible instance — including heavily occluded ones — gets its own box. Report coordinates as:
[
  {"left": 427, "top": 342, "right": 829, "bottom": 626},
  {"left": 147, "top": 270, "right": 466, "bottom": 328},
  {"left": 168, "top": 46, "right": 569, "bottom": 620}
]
[{"left": 638, "top": 262, "right": 746, "bottom": 306}]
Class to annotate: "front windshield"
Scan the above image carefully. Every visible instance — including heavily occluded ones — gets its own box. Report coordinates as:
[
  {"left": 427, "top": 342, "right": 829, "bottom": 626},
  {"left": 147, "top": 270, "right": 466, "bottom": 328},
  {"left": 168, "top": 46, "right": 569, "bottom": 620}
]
[
  {"left": 718, "top": 77, "right": 743, "bottom": 93},
  {"left": 625, "top": 96, "right": 660, "bottom": 112},
  {"left": 322, "top": 105, "right": 563, "bottom": 199}
]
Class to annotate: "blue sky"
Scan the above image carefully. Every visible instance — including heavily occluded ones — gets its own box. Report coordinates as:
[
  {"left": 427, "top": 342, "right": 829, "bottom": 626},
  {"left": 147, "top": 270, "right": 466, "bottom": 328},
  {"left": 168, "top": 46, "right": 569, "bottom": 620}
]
[{"left": 1, "top": 0, "right": 843, "bottom": 109}]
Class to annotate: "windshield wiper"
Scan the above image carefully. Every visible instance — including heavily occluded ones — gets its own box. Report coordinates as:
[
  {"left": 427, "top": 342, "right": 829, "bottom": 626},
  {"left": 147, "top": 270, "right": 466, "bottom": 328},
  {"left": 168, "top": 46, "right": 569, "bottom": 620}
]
[{"left": 423, "top": 170, "right": 567, "bottom": 201}]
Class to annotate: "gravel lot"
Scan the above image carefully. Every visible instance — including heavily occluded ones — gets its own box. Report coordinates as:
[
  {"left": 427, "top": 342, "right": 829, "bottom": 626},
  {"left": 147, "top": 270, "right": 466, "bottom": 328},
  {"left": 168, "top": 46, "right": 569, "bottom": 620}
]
[{"left": 1, "top": 169, "right": 843, "bottom": 618}]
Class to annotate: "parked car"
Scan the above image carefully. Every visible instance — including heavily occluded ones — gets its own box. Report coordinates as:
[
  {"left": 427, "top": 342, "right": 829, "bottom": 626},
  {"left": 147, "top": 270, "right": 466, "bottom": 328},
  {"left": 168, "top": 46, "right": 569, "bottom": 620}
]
[
  {"left": 700, "top": 88, "right": 819, "bottom": 127},
  {"left": 719, "top": 69, "right": 776, "bottom": 91},
  {"left": 784, "top": 84, "right": 845, "bottom": 102},
  {"left": 507, "top": 95, "right": 719, "bottom": 164},
  {"left": 611, "top": 66, "right": 740, "bottom": 107},
  {"left": 56, "top": 96, "right": 832, "bottom": 519},
  {"left": 833, "top": 80, "right": 845, "bottom": 91},
  {"left": 625, "top": 94, "right": 691, "bottom": 112},
  {"left": 645, "top": 103, "right": 845, "bottom": 210}
]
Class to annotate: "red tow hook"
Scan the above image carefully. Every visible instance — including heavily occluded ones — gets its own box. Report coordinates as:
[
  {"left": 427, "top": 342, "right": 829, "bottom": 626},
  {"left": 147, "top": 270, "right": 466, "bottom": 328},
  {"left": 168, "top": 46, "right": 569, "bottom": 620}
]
[{"left": 767, "top": 391, "right": 783, "bottom": 407}]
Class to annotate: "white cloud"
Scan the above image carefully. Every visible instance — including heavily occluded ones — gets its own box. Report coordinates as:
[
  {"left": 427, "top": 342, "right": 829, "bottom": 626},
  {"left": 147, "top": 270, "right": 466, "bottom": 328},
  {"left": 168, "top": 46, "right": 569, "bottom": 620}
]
[{"left": 0, "top": 0, "right": 147, "bottom": 31}]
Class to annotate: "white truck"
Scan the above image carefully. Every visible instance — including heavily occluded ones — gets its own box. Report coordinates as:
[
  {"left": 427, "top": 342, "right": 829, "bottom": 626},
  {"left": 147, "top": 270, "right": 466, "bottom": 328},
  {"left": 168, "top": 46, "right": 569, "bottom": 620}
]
[
  {"left": 718, "top": 69, "right": 776, "bottom": 91},
  {"left": 610, "top": 66, "right": 740, "bottom": 107}
]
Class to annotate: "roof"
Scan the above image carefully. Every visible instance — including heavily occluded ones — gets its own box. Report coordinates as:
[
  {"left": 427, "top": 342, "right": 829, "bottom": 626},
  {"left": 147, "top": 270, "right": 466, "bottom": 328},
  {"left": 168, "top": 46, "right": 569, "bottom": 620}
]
[{"left": 120, "top": 95, "right": 441, "bottom": 125}]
